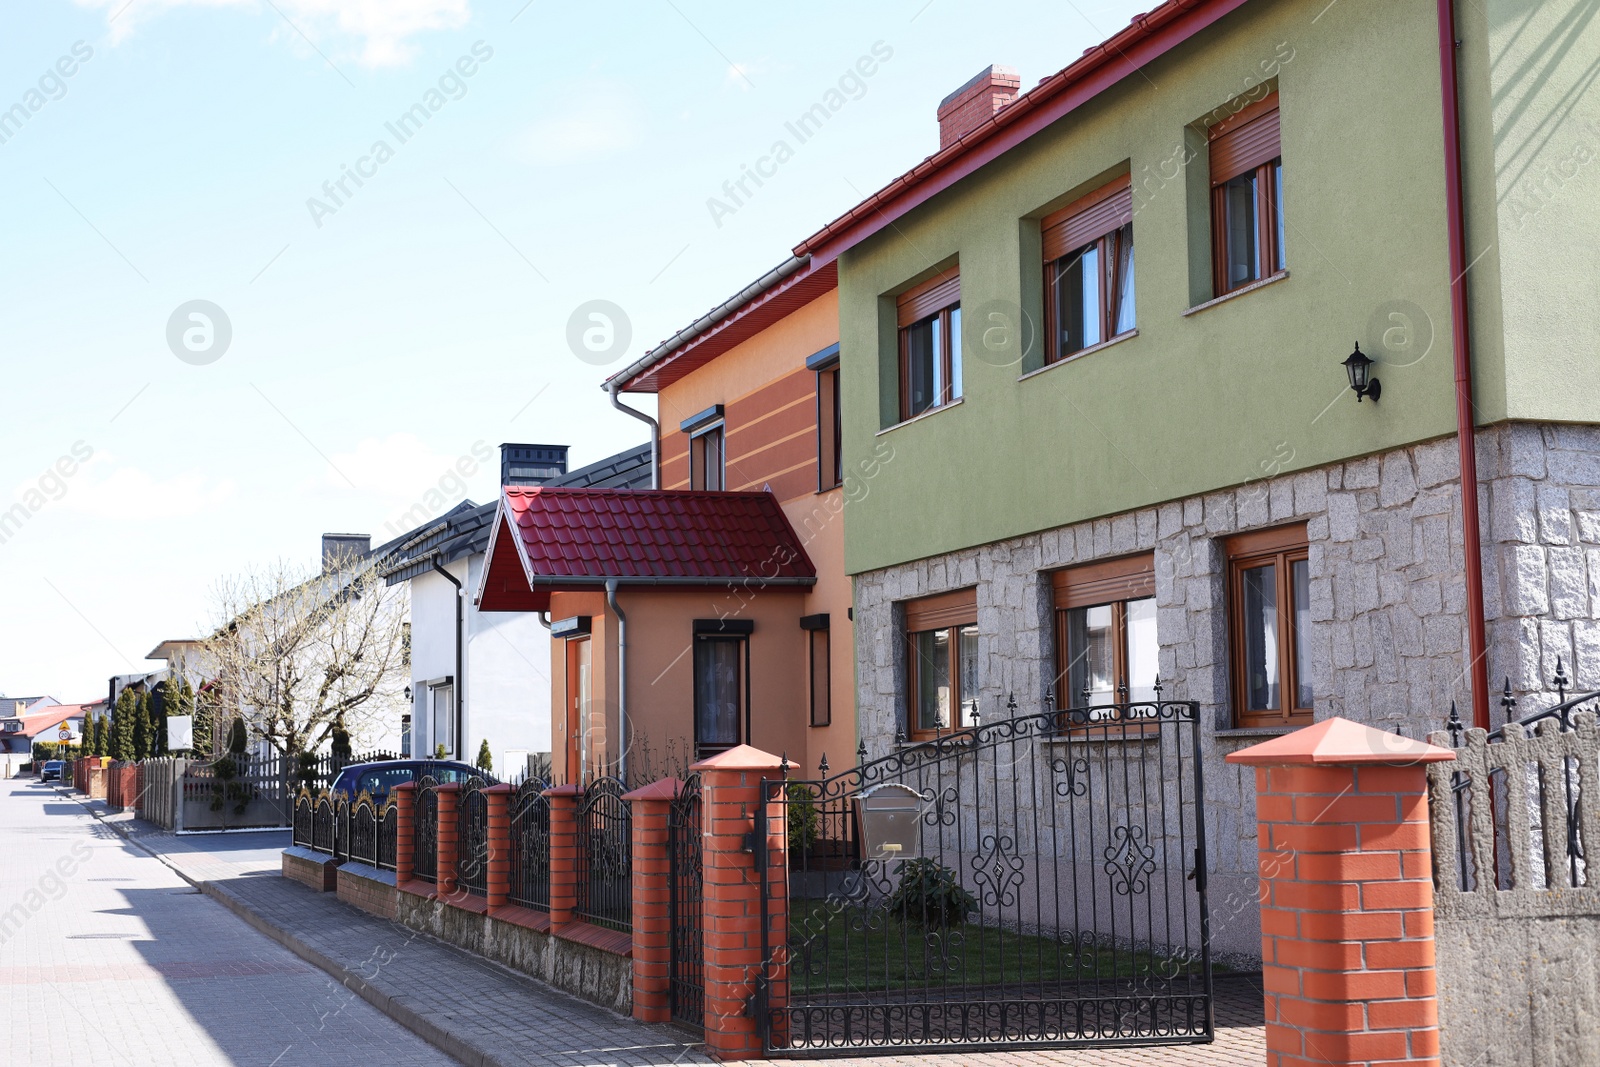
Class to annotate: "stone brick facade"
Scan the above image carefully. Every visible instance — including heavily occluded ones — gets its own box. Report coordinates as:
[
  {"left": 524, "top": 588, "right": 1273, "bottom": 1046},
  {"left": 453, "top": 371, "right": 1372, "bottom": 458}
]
[{"left": 850, "top": 421, "right": 1600, "bottom": 960}]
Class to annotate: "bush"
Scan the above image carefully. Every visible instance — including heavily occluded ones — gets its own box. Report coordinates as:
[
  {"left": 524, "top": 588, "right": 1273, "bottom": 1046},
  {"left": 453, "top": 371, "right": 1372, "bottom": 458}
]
[
  {"left": 884, "top": 858, "right": 977, "bottom": 929},
  {"left": 786, "top": 783, "right": 820, "bottom": 854},
  {"left": 475, "top": 739, "right": 492, "bottom": 773},
  {"left": 32, "top": 741, "right": 79, "bottom": 762}
]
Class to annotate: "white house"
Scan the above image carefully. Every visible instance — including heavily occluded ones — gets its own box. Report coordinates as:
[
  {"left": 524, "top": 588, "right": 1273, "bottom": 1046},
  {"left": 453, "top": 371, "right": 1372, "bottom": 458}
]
[{"left": 381, "top": 443, "right": 650, "bottom": 781}]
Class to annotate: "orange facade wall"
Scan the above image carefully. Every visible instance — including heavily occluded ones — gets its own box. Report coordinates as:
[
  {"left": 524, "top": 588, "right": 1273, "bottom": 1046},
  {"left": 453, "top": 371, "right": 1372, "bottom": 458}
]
[
  {"left": 653, "top": 288, "right": 852, "bottom": 778},
  {"left": 546, "top": 585, "right": 812, "bottom": 784}
]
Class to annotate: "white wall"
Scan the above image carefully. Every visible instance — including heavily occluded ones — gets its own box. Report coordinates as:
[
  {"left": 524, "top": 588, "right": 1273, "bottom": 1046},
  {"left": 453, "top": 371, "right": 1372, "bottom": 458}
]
[{"left": 408, "top": 555, "right": 550, "bottom": 777}]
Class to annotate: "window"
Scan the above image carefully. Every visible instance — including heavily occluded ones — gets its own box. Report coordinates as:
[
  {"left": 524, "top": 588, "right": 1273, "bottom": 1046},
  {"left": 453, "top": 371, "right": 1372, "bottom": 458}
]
[
  {"left": 690, "top": 424, "right": 725, "bottom": 491},
  {"left": 1209, "top": 93, "right": 1285, "bottom": 296},
  {"left": 896, "top": 269, "right": 962, "bottom": 421},
  {"left": 429, "top": 682, "right": 454, "bottom": 757},
  {"left": 1227, "top": 524, "right": 1312, "bottom": 727},
  {"left": 903, "top": 588, "right": 979, "bottom": 740},
  {"left": 816, "top": 363, "right": 842, "bottom": 491},
  {"left": 693, "top": 619, "right": 751, "bottom": 756},
  {"left": 1053, "top": 555, "right": 1158, "bottom": 724},
  {"left": 1042, "top": 176, "right": 1135, "bottom": 362},
  {"left": 400, "top": 713, "right": 411, "bottom": 758},
  {"left": 803, "top": 614, "right": 830, "bottom": 727}
]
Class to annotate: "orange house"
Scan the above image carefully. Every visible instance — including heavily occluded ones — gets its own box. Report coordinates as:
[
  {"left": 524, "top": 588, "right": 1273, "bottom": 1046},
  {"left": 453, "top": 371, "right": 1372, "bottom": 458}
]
[{"left": 477, "top": 256, "right": 858, "bottom": 783}]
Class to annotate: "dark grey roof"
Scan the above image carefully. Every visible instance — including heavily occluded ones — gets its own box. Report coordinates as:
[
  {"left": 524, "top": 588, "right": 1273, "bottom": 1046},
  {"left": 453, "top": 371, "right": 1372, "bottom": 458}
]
[
  {"left": 553, "top": 443, "right": 653, "bottom": 490},
  {"left": 379, "top": 443, "right": 651, "bottom": 585}
]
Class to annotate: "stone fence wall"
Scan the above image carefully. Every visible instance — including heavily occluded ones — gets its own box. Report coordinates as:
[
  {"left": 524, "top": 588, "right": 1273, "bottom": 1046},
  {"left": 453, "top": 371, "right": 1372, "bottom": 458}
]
[{"left": 1428, "top": 711, "right": 1600, "bottom": 1067}]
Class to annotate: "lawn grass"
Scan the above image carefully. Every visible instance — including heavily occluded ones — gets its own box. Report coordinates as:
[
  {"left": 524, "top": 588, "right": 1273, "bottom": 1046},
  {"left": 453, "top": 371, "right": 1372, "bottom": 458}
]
[{"left": 787, "top": 902, "right": 1214, "bottom": 996}]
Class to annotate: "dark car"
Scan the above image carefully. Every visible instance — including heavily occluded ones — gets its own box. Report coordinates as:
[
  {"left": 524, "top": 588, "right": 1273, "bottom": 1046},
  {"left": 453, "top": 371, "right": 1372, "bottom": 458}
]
[
  {"left": 328, "top": 759, "right": 493, "bottom": 803},
  {"left": 39, "top": 760, "right": 66, "bottom": 782}
]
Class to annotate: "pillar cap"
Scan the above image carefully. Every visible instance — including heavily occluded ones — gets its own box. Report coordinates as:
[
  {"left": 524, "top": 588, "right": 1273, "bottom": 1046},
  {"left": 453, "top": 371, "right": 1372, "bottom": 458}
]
[
  {"left": 542, "top": 782, "right": 582, "bottom": 797},
  {"left": 1225, "top": 716, "right": 1456, "bottom": 767},
  {"left": 622, "top": 777, "right": 684, "bottom": 802},
  {"left": 690, "top": 744, "right": 787, "bottom": 772}
]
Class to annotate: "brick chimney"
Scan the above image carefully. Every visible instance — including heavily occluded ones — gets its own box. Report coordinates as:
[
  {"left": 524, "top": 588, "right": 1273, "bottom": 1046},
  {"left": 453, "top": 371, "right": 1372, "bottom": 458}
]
[
  {"left": 321, "top": 532, "right": 371, "bottom": 572},
  {"left": 937, "top": 65, "right": 1021, "bottom": 150}
]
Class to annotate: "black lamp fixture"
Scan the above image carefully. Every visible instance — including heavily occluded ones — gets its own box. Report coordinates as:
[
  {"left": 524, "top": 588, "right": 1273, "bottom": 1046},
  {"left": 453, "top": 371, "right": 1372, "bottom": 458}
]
[{"left": 1343, "top": 342, "right": 1381, "bottom": 403}]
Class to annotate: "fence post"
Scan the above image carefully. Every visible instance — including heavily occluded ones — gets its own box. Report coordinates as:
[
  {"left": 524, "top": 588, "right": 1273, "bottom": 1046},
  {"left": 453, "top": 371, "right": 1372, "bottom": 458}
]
[
  {"left": 623, "top": 777, "right": 681, "bottom": 1024},
  {"left": 393, "top": 782, "right": 417, "bottom": 885},
  {"left": 693, "top": 746, "right": 788, "bottom": 1061},
  {"left": 544, "top": 784, "right": 582, "bottom": 934},
  {"left": 435, "top": 783, "right": 461, "bottom": 895},
  {"left": 1227, "top": 717, "right": 1455, "bottom": 1067},
  {"left": 484, "top": 784, "right": 512, "bottom": 911}
]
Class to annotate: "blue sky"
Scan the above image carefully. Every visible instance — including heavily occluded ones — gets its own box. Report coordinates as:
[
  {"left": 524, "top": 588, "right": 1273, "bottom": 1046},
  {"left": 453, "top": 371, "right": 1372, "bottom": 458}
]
[{"left": 1, "top": 0, "right": 1157, "bottom": 699}]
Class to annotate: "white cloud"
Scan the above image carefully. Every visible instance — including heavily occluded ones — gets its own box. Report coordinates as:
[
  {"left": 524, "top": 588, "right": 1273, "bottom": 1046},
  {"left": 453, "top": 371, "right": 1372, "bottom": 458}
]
[
  {"left": 48, "top": 453, "right": 237, "bottom": 518},
  {"left": 509, "top": 87, "right": 641, "bottom": 166},
  {"left": 75, "top": 0, "right": 470, "bottom": 68}
]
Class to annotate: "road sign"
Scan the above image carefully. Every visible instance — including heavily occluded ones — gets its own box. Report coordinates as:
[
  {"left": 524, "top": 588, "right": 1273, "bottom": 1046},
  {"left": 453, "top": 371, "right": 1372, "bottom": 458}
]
[{"left": 58, "top": 727, "right": 72, "bottom": 741}]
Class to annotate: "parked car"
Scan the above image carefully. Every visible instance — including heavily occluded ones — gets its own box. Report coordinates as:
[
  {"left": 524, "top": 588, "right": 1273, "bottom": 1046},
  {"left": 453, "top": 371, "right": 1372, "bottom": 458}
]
[
  {"left": 328, "top": 759, "right": 494, "bottom": 803},
  {"left": 39, "top": 760, "right": 66, "bottom": 782}
]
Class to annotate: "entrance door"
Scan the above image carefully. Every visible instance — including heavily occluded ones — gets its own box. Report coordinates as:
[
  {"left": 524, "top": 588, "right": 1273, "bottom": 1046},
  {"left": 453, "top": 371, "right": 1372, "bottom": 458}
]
[{"left": 565, "top": 637, "right": 592, "bottom": 779}]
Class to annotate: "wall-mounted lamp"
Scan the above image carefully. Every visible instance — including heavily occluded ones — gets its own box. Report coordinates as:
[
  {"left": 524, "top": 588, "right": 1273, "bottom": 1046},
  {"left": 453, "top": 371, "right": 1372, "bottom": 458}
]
[
  {"left": 1343, "top": 343, "right": 1381, "bottom": 403},
  {"left": 404, "top": 685, "right": 412, "bottom": 702}
]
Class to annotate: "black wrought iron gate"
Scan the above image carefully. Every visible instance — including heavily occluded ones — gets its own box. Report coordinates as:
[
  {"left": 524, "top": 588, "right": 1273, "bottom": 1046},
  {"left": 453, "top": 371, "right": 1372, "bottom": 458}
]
[
  {"left": 668, "top": 773, "right": 704, "bottom": 1031},
  {"left": 758, "top": 698, "right": 1214, "bottom": 1056}
]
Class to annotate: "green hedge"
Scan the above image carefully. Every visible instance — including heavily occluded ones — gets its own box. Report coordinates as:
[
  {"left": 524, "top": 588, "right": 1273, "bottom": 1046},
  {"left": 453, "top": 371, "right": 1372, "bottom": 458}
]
[{"left": 32, "top": 741, "right": 81, "bottom": 762}]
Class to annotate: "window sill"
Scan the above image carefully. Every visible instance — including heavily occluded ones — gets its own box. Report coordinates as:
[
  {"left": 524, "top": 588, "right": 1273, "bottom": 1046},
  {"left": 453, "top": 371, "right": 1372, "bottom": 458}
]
[
  {"left": 877, "top": 397, "right": 964, "bottom": 436},
  {"left": 1018, "top": 330, "right": 1139, "bottom": 382},
  {"left": 1182, "top": 270, "right": 1290, "bottom": 317},
  {"left": 1213, "top": 725, "right": 1301, "bottom": 741}
]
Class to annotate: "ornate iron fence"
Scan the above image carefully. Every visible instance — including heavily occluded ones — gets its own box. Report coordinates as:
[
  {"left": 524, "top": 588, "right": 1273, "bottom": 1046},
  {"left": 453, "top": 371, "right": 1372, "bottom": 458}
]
[
  {"left": 668, "top": 773, "right": 704, "bottom": 1030},
  {"left": 575, "top": 776, "right": 632, "bottom": 932},
  {"left": 758, "top": 695, "right": 1212, "bottom": 1056},
  {"left": 457, "top": 777, "right": 490, "bottom": 896},
  {"left": 509, "top": 778, "right": 551, "bottom": 911},
  {"left": 413, "top": 775, "right": 439, "bottom": 884},
  {"left": 377, "top": 798, "right": 398, "bottom": 872},
  {"left": 347, "top": 794, "right": 381, "bottom": 867},
  {"left": 1431, "top": 668, "right": 1600, "bottom": 896},
  {"left": 292, "top": 791, "right": 314, "bottom": 848},
  {"left": 310, "top": 793, "right": 336, "bottom": 854}
]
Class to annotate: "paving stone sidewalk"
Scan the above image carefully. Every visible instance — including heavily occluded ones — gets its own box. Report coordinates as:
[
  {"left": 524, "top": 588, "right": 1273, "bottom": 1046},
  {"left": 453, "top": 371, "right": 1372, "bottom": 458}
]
[{"left": 69, "top": 789, "right": 1266, "bottom": 1067}]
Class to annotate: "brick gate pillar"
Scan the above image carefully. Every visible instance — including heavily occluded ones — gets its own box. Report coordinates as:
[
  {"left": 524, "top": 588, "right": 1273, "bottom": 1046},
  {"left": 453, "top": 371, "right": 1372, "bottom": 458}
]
[
  {"left": 693, "top": 746, "right": 788, "bottom": 1062},
  {"left": 435, "top": 783, "right": 461, "bottom": 895},
  {"left": 393, "top": 782, "right": 416, "bottom": 885},
  {"left": 623, "top": 777, "right": 681, "bottom": 1024},
  {"left": 1227, "top": 717, "right": 1455, "bottom": 1067},
  {"left": 484, "top": 784, "right": 513, "bottom": 911},
  {"left": 544, "top": 783, "right": 582, "bottom": 934}
]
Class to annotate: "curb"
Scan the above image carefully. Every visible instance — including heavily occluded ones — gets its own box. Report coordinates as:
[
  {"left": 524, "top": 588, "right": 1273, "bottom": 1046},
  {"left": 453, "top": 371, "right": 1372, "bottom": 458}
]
[{"left": 57, "top": 785, "right": 515, "bottom": 1067}]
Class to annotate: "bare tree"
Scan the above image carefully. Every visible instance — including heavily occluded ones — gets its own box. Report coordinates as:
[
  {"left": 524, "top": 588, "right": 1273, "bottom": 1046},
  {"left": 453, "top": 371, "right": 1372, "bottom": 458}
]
[{"left": 199, "top": 551, "right": 408, "bottom": 757}]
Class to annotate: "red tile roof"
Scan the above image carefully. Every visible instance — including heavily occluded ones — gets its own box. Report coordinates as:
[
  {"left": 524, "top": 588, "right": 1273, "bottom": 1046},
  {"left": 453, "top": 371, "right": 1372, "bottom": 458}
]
[
  {"left": 5, "top": 703, "right": 90, "bottom": 739},
  {"left": 476, "top": 488, "right": 816, "bottom": 612}
]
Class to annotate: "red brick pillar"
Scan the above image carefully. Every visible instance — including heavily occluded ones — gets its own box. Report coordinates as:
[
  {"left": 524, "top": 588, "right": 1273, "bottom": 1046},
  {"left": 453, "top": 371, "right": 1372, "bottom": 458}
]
[
  {"left": 624, "top": 777, "right": 682, "bottom": 1024},
  {"left": 485, "top": 784, "right": 512, "bottom": 910},
  {"left": 545, "top": 784, "right": 582, "bottom": 933},
  {"left": 1227, "top": 717, "right": 1455, "bottom": 1067},
  {"left": 694, "top": 746, "right": 788, "bottom": 1061},
  {"left": 393, "top": 782, "right": 417, "bottom": 885},
  {"left": 435, "top": 783, "right": 461, "bottom": 895}
]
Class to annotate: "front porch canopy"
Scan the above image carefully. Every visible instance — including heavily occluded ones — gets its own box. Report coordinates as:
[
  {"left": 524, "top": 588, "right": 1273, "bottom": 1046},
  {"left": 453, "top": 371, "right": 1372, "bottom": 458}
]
[{"left": 475, "top": 486, "right": 816, "bottom": 612}]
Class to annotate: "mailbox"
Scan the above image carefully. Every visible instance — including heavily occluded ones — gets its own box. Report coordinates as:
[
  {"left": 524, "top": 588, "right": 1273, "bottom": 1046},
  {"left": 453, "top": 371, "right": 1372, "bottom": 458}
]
[{"left": 854, "top": 783, "right": 927, "bottom": 862}]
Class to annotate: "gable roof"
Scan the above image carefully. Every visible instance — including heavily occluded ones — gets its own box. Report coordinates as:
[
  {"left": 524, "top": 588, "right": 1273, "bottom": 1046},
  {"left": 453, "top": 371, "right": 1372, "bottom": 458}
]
[
  {"left": 793, "top": 0, "right": 1250, "bottom": 264},
  {"left": 380, "top": 444, "right": 655, "bottom": 586},
  {"left": 477, "top": 487, "right": 816, "bottom": 612},
  {"left": 4, "top": 703, "right": 89, "bottom": 739}
]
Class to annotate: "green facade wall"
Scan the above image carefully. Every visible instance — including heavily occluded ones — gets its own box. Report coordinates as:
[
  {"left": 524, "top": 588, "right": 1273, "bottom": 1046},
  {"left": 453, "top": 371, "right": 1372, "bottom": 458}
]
[{"left": 839, "top": 0, "right": 1463, "bottom": 576}]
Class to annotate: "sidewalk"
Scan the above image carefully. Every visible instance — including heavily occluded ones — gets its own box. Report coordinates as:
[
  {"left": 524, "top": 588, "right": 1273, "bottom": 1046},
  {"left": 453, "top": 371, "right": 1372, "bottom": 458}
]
[{"left": 63, "top": 788, "right": 1266, "bottom": 1067}]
